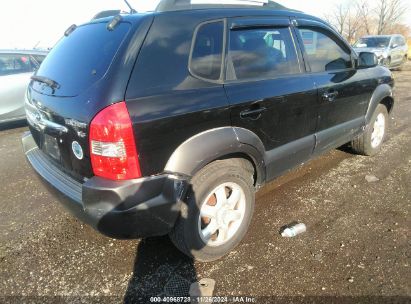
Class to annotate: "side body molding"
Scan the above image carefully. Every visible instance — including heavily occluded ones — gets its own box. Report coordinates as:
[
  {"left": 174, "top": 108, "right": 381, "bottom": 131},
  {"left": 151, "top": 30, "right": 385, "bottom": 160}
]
[
  {"left": 164, "top": 127, "right": 266, "bottom": 185},
  {"left": 365, "top": 83, "right": 394, "bottom": 124}
]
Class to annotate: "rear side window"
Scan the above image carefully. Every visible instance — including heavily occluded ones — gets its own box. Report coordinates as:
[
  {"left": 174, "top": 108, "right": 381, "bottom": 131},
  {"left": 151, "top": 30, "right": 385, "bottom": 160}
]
[
  {"left": 228, "top": 27, "right": 300, "bottom": 81},
  {"left": 298, "top": 28, "right": 352, "bottom": 72},
  {"left": 0, "top": 54, "right": 32, "bottom": 76},
  {"left": 34, "top": 22, "right": 130, "bottom": 96},
  {"left": 190, "top": 21, "right": 224, "bottom": 81},
  {"left": 400, "top": 37, "right": 406, "bottom": 46},
  {"left": 394, "top": 36, "right": 405, "bottom": 46}
]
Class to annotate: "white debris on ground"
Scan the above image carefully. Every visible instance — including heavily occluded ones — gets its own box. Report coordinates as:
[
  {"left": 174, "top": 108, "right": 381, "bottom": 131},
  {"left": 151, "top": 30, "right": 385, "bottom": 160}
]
[{"left": 365, "top": 175, "right": 380, "bottom": 183}]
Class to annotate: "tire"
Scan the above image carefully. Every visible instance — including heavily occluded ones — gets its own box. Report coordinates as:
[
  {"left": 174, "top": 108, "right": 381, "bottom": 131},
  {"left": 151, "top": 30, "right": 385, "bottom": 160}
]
[
  {"left": 169, "top": 158, "right": 255, "bottom": 262},
  {"left": 351, "top": 104, "right": 389, "bottom": 156}
]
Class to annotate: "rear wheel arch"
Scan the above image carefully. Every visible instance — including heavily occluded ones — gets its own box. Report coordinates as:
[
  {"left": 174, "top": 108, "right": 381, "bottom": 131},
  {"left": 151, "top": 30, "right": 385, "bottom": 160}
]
[{"left": 164, "top": 127, "right": 266, "bottom": 186}]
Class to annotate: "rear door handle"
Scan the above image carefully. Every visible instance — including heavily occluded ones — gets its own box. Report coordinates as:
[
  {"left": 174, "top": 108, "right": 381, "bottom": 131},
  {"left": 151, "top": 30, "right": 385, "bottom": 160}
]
[
  {"left": 240, "top": 107, "right": 267, "bottom": 120},
  {"left": 322, "top": 91, "right": 339, "bottom": 102}
]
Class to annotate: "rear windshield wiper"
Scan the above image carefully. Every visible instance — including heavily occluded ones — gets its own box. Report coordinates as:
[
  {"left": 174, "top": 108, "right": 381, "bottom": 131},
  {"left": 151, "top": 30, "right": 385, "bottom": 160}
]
[{"left": 31, "top": 75, "right": 60, "bottom": 90}]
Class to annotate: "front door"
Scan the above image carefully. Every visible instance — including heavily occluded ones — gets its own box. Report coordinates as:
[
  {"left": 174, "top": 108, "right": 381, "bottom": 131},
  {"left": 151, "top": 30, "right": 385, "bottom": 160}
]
[
  {"left": 224, "top": 17, "right": 319, "bottom": 180},
  {"left": 294, "top": 22, "right": 374, "bottom": 155}
]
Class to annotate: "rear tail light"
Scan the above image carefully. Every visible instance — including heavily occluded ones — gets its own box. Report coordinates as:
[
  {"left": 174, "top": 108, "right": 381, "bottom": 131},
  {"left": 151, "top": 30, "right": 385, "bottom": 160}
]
[{"left": 89, "top": 101, "right": 141, "bottom": 180}]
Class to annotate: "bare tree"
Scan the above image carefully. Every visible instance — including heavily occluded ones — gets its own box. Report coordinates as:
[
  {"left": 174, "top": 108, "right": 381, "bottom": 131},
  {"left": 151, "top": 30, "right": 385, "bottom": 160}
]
[
  {"left": 386, "top": 22, "right": 411, "bottom": 37},
  {"left": 324, "top": 2, "right": 363, "bottom": 43},
  {"left": 325, "top": 3, "right": 350, "bottom": 35},
  {"left": 375, "top": 0, "right": 407, "bottom": 34},
  {"left": 324, "top": 0, "right": 409, "bottom": 42},
  {"left": 346, "top": 11, "right": 362, "bottom": 43},
  {"left": 356, "top": 0, "right": 373, "bottom": 35}
]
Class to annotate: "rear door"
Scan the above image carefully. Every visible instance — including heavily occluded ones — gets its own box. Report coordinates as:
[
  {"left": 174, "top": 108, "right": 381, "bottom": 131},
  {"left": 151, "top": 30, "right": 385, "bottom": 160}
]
[
  {"left": 294, "top": 20, "right": 374, "bottom": 155},
  {"left": 224, "top": 17, "right": 318, "bottom": 180}
]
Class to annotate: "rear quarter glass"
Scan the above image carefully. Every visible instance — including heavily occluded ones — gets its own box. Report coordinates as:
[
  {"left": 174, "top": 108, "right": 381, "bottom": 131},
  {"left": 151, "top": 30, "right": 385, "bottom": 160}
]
[{"left": 32, "top": 22, "right": 131, "bottom": 97}]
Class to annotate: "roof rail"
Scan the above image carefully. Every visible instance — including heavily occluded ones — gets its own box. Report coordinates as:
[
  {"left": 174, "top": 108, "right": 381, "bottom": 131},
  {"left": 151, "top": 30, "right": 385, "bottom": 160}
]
[{"left": 155, "top": 0, "right": 289, "bottom": 12}]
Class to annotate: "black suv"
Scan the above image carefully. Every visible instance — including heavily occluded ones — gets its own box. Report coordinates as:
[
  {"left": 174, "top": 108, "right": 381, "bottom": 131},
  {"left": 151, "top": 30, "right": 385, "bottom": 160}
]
[{"left": 23, "top": 0, "right": 394, "bottom": 261}]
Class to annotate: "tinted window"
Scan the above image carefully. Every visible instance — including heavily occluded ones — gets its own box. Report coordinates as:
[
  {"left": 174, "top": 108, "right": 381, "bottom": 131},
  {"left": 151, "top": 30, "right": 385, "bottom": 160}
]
[
  {"left": 0, "top": 54, "right": 32, "bottom": 76},
  {"left": 190, "top": 21, "right": 224, "bottom": 81},
  {"left": 401, "top": 37, "right": 406, "bottom": 46},
  {"left": 34, "top": 22, "right": 130, "bottom": 96},
  {"left": 391, "top": 37, "right": 398, "bottom": 46},
  {"left": 393, "top": 37, "right": 404, "bottom": 46},
  {"left": 400, "top": 37, "right": 406, "bottom": 46},
  {"left": 299, "top": 29, "right": 352, "bottom": 72},
  {"left": 354, "top": 37, "right": 390, "bottom": 48},
  {"left": 228, "top": 27, "right": 300, "bottom": 81}
]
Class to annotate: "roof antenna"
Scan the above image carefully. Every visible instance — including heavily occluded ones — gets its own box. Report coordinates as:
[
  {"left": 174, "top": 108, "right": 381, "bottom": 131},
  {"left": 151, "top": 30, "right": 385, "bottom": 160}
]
[{"left": 123, "top": 0, "right": 137, "bottom": 13}]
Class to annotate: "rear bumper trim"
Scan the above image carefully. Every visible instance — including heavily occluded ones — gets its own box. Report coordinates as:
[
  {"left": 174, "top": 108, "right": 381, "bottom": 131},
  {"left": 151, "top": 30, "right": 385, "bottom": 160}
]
[
  {"left": 22, "top": 131, "right": 188, "bottom": 239},
  {"left": 22, "top": 132, "right": 82, "bottom": 203}
]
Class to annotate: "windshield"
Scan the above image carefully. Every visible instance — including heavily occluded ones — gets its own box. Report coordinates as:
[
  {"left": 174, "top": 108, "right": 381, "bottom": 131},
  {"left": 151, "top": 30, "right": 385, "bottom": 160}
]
[
  {"left": 33, "top": 22, "right": 131, "bottom": 97},
  {"left": 354, "top": 37, "right": 391, "bottom": 48}
]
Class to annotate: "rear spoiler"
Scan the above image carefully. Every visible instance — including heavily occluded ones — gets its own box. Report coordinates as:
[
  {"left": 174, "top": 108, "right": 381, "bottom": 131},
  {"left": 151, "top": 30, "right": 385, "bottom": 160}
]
[{"left": 92, "top": 10, "right": 121, "bottom": 20}]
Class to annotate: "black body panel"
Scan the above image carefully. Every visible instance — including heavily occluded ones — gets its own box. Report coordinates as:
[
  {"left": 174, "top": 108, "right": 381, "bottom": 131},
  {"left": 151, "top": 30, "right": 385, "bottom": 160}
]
[
  {"left": 126, "top": 87, "right": 231, "bottom": 177},
  {"left": 313, "top": 69, "right": 373, "bottom": 130},
  {"left": 22, "top": 6, "right": 395, "bottom": 239},
  {"left": 225, "top": 74, "right": 318, "bottom": 150},
  {"left": 125, "top": 11, "right": 233, "bottom": 176}
]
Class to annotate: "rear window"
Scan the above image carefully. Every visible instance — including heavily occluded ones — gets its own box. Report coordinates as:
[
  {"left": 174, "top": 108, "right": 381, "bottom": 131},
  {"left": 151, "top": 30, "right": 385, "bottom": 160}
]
[
  {"left": 34, "top": 22, "right": 130, "bottom": 96},
  {"left": 190, "top": 21, "right": 224, "bottom": 81},
  {"left": 0, "top": 54, "right": 46, "bottom": 76},
  {"left": 354, "top": 37, "right": 390, "bottom": 48},
  {"left": 0, "top": 54, "right": 32, "bottom": 76}
]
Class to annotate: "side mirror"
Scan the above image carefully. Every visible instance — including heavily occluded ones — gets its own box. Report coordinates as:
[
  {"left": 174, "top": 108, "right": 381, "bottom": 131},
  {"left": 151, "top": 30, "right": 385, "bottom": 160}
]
[
  {"left": 357, "top": 52, "right": 378, "bottom": 68},
  {"left": 391, "top": 43, "right": 398, "bottom": 49}
]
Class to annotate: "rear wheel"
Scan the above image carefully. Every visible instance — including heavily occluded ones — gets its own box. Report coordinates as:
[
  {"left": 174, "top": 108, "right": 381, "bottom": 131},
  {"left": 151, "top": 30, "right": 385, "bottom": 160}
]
[
  {"left": 351, "top": 104, "right": 388, "bottom": 156},
  {"left": 169, "top": 158, "right": 255, "bottom": 262}
]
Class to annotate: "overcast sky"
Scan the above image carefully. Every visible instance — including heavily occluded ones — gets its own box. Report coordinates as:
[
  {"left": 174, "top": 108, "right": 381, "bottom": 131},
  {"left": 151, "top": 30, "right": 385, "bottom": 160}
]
[{"left": 0, "top": 0, "right": 410, "bottom": 49}]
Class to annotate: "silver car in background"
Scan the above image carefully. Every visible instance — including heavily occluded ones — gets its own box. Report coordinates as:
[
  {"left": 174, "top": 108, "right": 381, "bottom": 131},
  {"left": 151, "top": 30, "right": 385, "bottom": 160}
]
[
  {"left": 0, "top": 50, "right": 47, "bottom": 125},
  {"left": 353, "top": 34, "right": 408, "bottom": 69}
]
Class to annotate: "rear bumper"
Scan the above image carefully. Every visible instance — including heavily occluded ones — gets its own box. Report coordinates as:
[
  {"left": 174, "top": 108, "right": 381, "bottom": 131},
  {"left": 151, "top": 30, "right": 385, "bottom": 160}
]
[{"left": 22, "top": 132, "right": 187, "bottom": 239}]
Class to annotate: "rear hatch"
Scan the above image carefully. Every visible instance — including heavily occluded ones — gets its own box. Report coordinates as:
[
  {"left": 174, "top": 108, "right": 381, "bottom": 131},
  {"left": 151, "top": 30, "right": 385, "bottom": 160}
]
[{"left": 25, "top": 14, "right": 153, "bottom": 182}]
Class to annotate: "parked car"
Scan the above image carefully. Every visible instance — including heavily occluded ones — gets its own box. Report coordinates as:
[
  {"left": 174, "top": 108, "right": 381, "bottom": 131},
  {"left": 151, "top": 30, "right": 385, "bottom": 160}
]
[
  {"left": 0, "top": 50, "right": 48, "bottom": 125},
  {"left": 353, "top": 34, "right": 408, "bottom": 69},
  {"left": 22, "top": 0, "right": 395, "bottom": 262}
]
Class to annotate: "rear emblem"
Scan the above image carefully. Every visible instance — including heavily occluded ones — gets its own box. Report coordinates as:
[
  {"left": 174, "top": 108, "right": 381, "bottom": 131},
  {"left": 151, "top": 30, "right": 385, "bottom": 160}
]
[{"left": 72, "top": 141, "right": 84, "bottom": 160}]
